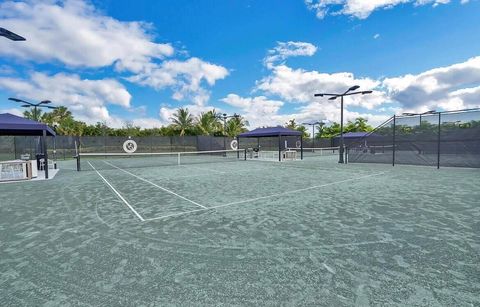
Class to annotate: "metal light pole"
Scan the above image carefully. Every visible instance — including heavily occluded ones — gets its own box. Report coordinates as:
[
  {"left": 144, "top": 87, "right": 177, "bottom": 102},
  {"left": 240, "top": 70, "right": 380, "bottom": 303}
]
[
  {"left": 0, "top": 27, "right": 26, "bottom": 41},
  {"left": 302, "top": 121, "right": 321, "bottom": 150},
  {"left": 314, "top": 86, "right": 372, "bottom": 163},
  {"left": 9, "top": 98, "right": 57, "bottom": 121}
]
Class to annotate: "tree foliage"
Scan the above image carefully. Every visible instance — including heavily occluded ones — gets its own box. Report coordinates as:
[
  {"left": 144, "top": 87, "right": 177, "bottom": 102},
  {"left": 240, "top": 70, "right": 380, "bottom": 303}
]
[{"left": 25, "top": 106, "right": 249, "bottom": 137}]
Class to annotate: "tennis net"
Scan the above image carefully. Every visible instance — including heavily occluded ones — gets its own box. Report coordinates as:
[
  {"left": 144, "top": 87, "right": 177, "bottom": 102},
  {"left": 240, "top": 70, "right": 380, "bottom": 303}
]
[
  {"left": 287, "top": 147, "right": 341, "bottom": 158},
  {"left": 76, "top": 149, "right": 246, "bottom": 171}
]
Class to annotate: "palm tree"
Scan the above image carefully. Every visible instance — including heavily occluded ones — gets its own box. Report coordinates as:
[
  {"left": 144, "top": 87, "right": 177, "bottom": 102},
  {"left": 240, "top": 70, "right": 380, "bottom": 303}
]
[
  {"left": 285, "top": 119, "right": 297, "bottom": 130},
  {"left": 23, "top": 109, "right": 43, "bottom": 121},
  {"left": 170, "top": 107, "right": 194, "bottom": 136},
  {"left": 225, "top": 116, "right": 249, "bottom": 137},
  {"left": 195, "top": 110, "right": 221, "bottom": 135}
]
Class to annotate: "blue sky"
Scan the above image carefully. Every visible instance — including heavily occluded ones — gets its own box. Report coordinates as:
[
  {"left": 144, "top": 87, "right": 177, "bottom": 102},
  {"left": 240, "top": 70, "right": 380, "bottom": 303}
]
[{"left": 0, "top": 0, "right": 479, "bottom": 128}]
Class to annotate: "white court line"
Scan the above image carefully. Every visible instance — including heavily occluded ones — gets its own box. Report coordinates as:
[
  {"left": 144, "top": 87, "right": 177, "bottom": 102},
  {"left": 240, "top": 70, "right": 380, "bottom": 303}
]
[
  {"left": 103, "top": 161, "right": 207, "bottom": 209},
  {"left": 87, "top": 161, "right": 144, "bottom": 221},
  {"left": 144, "top": 171, "right": 387, "bottom": 221}
]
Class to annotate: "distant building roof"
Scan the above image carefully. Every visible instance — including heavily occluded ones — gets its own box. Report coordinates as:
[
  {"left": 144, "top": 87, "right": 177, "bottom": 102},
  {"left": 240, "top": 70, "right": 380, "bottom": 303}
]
[
  {"left": 0, "top": 113, "right": 56, "bottom": 136},
  {"left": 238, "top": 126, "right": 302, "bottom": 138},
  {"left": 333, "top": 132, "right": 369, "bottom": 139}
]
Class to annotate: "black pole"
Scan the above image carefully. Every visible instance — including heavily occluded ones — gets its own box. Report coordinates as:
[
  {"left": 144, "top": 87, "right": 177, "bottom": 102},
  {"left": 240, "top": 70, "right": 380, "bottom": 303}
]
[
  {"left": 345, "top": 146, "right": 348, "bottom": 164},
  {"left": 13, "top": 136, "right": 16, "bottom": 159},
  {"left": 392, "top": 115, "right": 396, "bottom": 166},
  {"left": 42, "top": 129, "right": 49, "bottom": 179},
  {"left": 76, "top": 136, "right": 81, "bottom": 171},
  {"left": 300, "top": 136, "right": 303, "bottom": 160},
  {"left": 278, "top": 135, "right": 282, "bottom": 161},
  {"left": 339, "top": 96, "right": 344, "bottom": 163},
  {"left": 223, "top": 116, "right": 227, "bottom": 150},
  {"left": 437, "top": 112, "right": 441, "bottom": 169},
  {"left": 312, "top": 124, "right": 315, "bottom": 150}
]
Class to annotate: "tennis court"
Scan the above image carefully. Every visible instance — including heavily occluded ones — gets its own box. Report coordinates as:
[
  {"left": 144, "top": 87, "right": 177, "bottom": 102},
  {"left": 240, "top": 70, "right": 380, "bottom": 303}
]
[{"left": 1, "top": 151, "right": 479, "bottom": 306}]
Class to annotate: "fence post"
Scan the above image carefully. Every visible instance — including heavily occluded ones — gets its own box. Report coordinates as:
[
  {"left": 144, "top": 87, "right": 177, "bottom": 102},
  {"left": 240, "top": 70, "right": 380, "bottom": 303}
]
[
  {"left": 437, "top": 112, "right": 441, "bottom": 169},
  {"left": 392, "top": 115, "right": 396, "bottom": 166}
]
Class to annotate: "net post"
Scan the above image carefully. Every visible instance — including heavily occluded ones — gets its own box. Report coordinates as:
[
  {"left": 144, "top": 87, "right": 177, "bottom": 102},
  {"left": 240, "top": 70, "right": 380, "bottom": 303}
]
[
  {"left": 244, "top": 148, "right": 247, "bottom": 161},
  {"left": 392, "top": 115, "right": 396, "bottom": 166},
  {"left": 437, "top": 112, "right": 441, "bottom": 169},
  {"left": 344, "top": 146, "right": 348, "bottom": 164},
  {"left": 42, "top": 129, "right": 49, "bottom": 179},
  {"left": 76, "top": 154, "right": 81, "bottom": 171},
  {"left": 177, "top": 152, "right": 181, "bottom": 165},
  {"left": 300, "top": 136, "right": 303, "bottom": 160}
]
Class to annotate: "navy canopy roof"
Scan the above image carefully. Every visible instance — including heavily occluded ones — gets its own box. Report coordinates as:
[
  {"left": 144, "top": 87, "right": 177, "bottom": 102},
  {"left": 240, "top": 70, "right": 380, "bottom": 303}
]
[
  {"left": 333, "top": 132, "right": 369, "bottom": 139},
  {"left": 0, "top": 113, "right": 56, "bottom": 136},
  {"left": 238, "top": 126, "right": 302, "bottom": 138}
]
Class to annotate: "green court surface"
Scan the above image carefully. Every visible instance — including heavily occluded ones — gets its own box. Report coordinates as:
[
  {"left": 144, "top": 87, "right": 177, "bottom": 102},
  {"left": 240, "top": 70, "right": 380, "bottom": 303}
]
[{"left": 1, "top": 156, "right": 479, "bottom": 306}]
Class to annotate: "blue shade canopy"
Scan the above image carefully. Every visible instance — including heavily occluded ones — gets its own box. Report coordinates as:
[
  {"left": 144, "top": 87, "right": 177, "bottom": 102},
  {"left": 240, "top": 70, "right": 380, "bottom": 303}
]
[
  {"left": 0, "top": 113, "right": 56, "bottom": 136},
  {"left": 238, "top": 126, "right": 302, "bottom": 138}
]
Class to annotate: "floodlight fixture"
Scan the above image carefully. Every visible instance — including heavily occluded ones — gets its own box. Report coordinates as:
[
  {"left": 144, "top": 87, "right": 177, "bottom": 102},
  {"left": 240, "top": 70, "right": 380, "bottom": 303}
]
[{"left": 0, "top": 27, "right": 26, "bottom": 41}]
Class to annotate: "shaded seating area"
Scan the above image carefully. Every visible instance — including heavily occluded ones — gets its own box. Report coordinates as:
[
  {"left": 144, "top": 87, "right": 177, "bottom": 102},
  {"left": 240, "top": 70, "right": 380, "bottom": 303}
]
[
  {"left": 237, "top": 126, "right": 303, "bottom": 161},
  {"left": 0, "top": 113, "right": 56, "bottom": 180}
]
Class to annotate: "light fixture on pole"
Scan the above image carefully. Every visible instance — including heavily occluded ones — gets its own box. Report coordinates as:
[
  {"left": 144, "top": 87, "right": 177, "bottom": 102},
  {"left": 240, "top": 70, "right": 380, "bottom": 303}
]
[
  {"left": 0, "top": 27, "right": 26, "bottom": 41},
  {"left": 301, "top": 121, "right": 322, "bottom": 150},
  {"left": 402, "top": 110, "right": 437, "bottom": 126},
  {"left": 9, "top": 97, "right": 57, "bottom": 121},
  {"left": 314, "top": 86, "right": 372, "bottom": 163}
]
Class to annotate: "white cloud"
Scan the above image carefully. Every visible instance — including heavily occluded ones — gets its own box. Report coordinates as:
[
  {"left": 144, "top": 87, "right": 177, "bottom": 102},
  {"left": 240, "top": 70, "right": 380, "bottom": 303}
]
[
  {"left": 305, "top": 0, "right": 453, "bottom": 19},
  {"left": 0, "top": 0, "right": 173, "bottom": 68},
  {"left": 256, "top": 64, "right": 385, "bottom": 109},
  {"left": 220, "top": 93, "right": 389, "bottom": 128},
  {"left": 0, "top": 108, "right": 24, "bottom": 117},
  {"left": 0, "top": 0, "right": 228, "bottom": 105},
  {"left": 221, "top": 94, "right": 285, "bottom": 127},
  {"left": 264, "top": 41, "right": 318, "bottom": 67},
  {"left": 127, "top": 57, "right": 229, "bottom": 106},
  {"left": 129, "top": 117, "right": 165, "bottom": 129},
  {"left": 0, "top": 72, "right": 131, "bottom": 124},
  {"left": 382, "top": 56, "right": 480, "bottom": 112}
]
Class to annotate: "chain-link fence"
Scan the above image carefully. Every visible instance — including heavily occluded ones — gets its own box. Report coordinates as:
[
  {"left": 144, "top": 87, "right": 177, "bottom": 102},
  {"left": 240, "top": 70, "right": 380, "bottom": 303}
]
[{"left": 348, "top": 108, "right": 480, "bottom": 168}]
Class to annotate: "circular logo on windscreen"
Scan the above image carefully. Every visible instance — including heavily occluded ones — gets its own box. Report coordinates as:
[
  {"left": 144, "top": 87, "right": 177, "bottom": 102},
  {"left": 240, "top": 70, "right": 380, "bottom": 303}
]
[
  {"left": 230, "top": 139, "right": 238, "bottom": 150},
  {"left": 123, "top": 139, "right": 137, "bottom": 153},
  {"left": 295, "top": 140, "right": 301, "bottom": 149}
]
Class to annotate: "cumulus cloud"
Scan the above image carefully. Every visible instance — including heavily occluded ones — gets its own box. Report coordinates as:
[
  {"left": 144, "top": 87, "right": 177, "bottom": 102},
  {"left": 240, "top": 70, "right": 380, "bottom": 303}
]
[
  {"left": 305, "top": 0, "right": 453, "bottom": 19},
  {"left": 0, "top": 0, "right": 173, "bottom": 68},
  {"left": 128, "top": 57, "right": 229, "bottom": 106},
  {"left": 220, "top": 93, "right": 389, "bottom": 128},
  {"left": 256, "top": 64, "right": 385, "bottom": 109},
  {"left": 382, "top": 56, "right": 480, "bottom": 112},
  {"left": 221, "top": 94, "right": 285, "bottom": 127},
  {"left": 0, "top": 0, "right": 228, "bottom": 105},
  {"left": 264, "top": 41, "right": 318, "bottom": 67},
  {"left": 0, "top": 72, "right": 131, "bottom": 124}
]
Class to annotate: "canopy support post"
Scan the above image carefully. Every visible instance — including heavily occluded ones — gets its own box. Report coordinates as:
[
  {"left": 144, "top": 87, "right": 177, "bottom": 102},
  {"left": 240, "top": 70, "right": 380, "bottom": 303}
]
[
  {"left": 42, "top": 129, "right": 49, "bottom": 179},
  {"left": 278, "top": 135, "right": 281, "bottom": 161}
]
